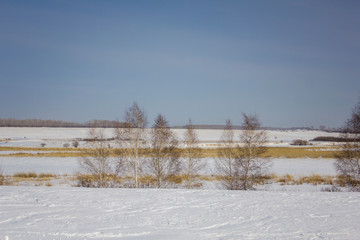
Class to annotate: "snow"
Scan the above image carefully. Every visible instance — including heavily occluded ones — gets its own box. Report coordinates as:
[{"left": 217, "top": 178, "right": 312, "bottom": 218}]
[
  {"left": 270, "top": 158, "right": 337, "bottom": 176},
  {"left": 0, "top": 157, "right": 337, "bottom": 176},
  {"left": 0, "top": 186, "right": 359, "bottom": 240},
  {"left": 0, "top": 127, "right": 340, "bottom": 178},
  {"left": 0, "top": 128, "right": 340, "bottom": 191},
  {"left": 0, "top": 127, "right": 341, "bottom": 148},
  {"left": 0, "top": 157, "right": 79, "bottom": 175},
  {"left": 0, "top": 128, "right": 357, "bottom": 239},
  {"left": 0, "top": 127, "right": 91, "bottom": 140}
]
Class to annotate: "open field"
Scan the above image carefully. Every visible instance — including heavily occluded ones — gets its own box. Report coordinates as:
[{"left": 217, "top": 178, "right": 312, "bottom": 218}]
[
  {"left": 0, "top": 127, "right": 344, "bottom": 189},
  {"left": 0, "top": 156, "right": 339, "bottom": 190},
  {"left": 0, "top": 127, "right": 343, "bottom": 159},
  {"left": 0, "top": 127, "right": 355, "bottom": 240},
  {"left": 0, "top": 172, "right": 345, "bottom": 191},
  {"left": 0, "top": 127, "right": 341, "bottom": 147},
  {"left": 0, "top": 157, "right": 337, "bottom": 176}
]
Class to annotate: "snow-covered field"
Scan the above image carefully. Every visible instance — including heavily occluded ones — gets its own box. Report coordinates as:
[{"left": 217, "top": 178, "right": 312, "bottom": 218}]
[
  {"left": 0, "top": 187, "right": 359, "bottom": 240},
  {"left": 0, "top": 157, "right": 336, "bottom": 176},
  {"left": 0, "top": 127, "right": 341, "bottom": 148},
  {"left": 1, "top": 128, "right": 358, "bottom": 239},
  {"left": 0, "top": 157, "right": 79, "bottom": 175},
  {"left": 0, "top": 127, "right": 339, "bottom": 186}
]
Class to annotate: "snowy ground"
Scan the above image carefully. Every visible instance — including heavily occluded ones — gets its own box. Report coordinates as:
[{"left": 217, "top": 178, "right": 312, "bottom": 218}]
[
  {"left": 0, "top": 128, "right": 340, "bottom": 190},
  {"left": 0, "top": 157, "right": 79, "bottom": 175},
  {"left": 0, "top": 157, "right": 337, "bottom": 176},
  {"left": 0, "top": 127, "right": 341, "bottom": 148},
  {"left": 270, "top": 158, "right": 336, "bottom": 176},
  {"left": 0, "top": 186, "right": 359, "bottom": 240},
  {"left": 0, "top": 128, "right": 357, "bottom": 239}
]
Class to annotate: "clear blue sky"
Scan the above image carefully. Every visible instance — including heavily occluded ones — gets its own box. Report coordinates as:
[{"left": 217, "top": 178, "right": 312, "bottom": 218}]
[{"left": 1, "top": 0, "right": 359, "bottom": 128}]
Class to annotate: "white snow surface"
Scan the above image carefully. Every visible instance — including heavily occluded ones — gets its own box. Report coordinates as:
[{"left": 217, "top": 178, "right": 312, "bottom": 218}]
[
  {"left": 0, "top": 157, "right": 79, "bottom": 175},
  {"left": 0, "top": 186, "right": 359, "bottom": 240},
  {"left": 270, "top": 158, "right": 337, "bottom": 176},
  {"left": 0, "top": 157, "right": 337, "bottom": 176},
  {"left": 0, "top": 127, "right": 341, "bottom": 148},
  {"left": 0, "top": 129, "right": 355, "bottom": 239}
]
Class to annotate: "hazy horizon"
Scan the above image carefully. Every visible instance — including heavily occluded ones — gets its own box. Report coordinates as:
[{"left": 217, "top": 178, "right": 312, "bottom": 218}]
[{"left": 1, "top": 0, "right": 359, "bottom": 128}]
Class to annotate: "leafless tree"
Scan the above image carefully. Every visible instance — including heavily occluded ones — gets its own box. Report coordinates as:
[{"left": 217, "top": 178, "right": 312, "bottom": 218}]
[
  {"left": 183, "top": 119, "right": 204, "bottom": 188},
  {"left": 216, "top": 119, "right": 240, "bottom": 190},
  {"left": 335, "top": 98, "right": 360, "bottom": 188},
  {"left": 114, "top": 102, "right": 148, "bottom": 188},
  {"left": 78, "top": 128, "right": 120, "bottom": 188},
  {"left": 0, "top": 118, "right": 123, "bottom": 127},
  {"left": 148, "top": 114, "right": 181, "bottom": 188},
  {"left": 0, "top": 163, "right": 5, "bottom": 185},
  {"left": 236, "top": 113, "right": 269, "bottom": 190}
]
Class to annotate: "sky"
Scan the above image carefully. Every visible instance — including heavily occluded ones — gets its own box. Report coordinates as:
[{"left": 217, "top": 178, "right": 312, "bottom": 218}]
[{"left": 0, "top": 0, "right": 359, "bottom": 128}]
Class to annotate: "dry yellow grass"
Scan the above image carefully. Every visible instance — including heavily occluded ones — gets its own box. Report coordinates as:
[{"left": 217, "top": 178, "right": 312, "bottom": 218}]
[
  {"left": 13, "top": 172, "right": 38, "bottom": 178},
  {"left": 7, "top": 172, "right": 59, "bottom": 186},
  {"left": 276, "top": 174, "right": 295, "bottom": 185},
  {"left": 198, "top": 175, "right": 223, "bottom": 181},
  {"left": 261, "top": 147, "right": 339, "bottom": 158},
  {"left": 2, "top": 172, "right": 350, "bottom": 188},
  {"left": 12, "top": 172, "right": 58, "bottom": 180},
  {"left": 272, "top": 174, "right": 335, "bottom": 186}
]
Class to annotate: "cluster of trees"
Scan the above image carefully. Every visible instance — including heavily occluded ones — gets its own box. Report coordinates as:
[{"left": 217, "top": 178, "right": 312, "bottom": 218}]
[
  {"left": 0, "top": 118, "right": 125, "bottom": 128},
  {"left": 216, "top": 116, "right": 269, "bottom": 190},
  {"left": 78, "top": 102, "right": 269, "bottom": 190},
  {"left": 77, "top": 97, "right": 360, "bottom": 191},
  {"left": 335, "top": 98, "right": 360, "bottom": 190}
]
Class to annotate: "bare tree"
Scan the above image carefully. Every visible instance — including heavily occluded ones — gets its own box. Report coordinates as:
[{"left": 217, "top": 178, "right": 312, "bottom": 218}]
[
  {"left": 0, "top": 163, "right": 6, "bottom": 185},
  {"left": 183, "top": 119, "right": 204, "bottom": 188},
  {"left": 216, "top": 119, "right": 239, "bottom": 190},
  {"left": 78, "top": 128, "right": 120, "bottom": 188},
  {"left": 335, "top": 98, "right": 360, "bottom": 188},
  {"left": 114, "top": 102, "right": 147, "bottom": 188},
  {"left": 236, "top": 114, "right": 269, "bottom": 190},
  {"left": 148, "top": 114, "right": 181, "bottom": 188}
]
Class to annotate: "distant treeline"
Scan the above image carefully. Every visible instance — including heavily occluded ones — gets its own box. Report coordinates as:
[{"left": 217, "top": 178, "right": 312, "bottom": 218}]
[
  {"left": 0, "top": 118, "right": 126, "bottom": 128},
  {"left": 0, "top": 118, "right": 340, "bottom": 131},
  {"left": 312, "top": 136, "right": 360, "bottom": 142},
  {"left": 173, "top": 125, "right": 340, "bottom": 132}
]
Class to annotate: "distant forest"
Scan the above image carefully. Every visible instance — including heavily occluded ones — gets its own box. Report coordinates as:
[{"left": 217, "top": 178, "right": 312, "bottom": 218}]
[
  {"left": 172, "top": 124, "right": 337, "bottom": 131},
  {"left": 0, "top": 118, "right": 339, "bottom": 131},
  {"left": 0, "top": 118, "right": 126, "bottom": 128}
]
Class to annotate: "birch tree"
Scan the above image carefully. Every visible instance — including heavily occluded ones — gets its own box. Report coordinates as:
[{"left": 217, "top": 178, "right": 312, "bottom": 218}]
[
  {"left": 335, "top": 98, "right": 360, "bottom": 188},
  {"left": 114, "top": 102, "right": 147, "bottom": 188},
  {"left": 0, "top": 163, "right": 5, "bottom": 185},
  {"left": 237, "top": 114, "right": 269, "bottom": 190},
  {"left": 148, "top": 114, "right": 181, "bottom": 188},
  {"left": 78, "top": 128, "right": 120, "bottom": 187},
  {"left": 183, "top": 119, "right": 204, "bottom": 188},
  {"left": 216, "top": 119, "right": 239, "bottom": 190}
]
